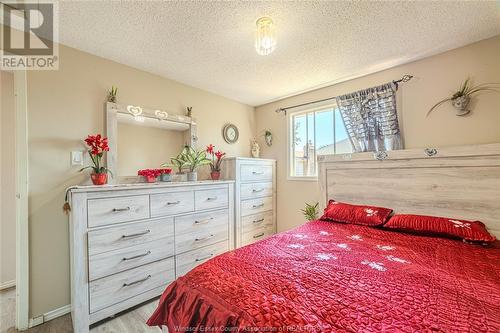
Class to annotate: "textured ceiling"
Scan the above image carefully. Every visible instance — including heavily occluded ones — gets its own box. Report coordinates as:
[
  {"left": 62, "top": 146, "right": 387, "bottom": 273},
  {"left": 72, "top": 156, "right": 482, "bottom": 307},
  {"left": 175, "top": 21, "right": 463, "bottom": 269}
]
[{"left": 58, "top": 1, "right": 500, "bottom": 106}]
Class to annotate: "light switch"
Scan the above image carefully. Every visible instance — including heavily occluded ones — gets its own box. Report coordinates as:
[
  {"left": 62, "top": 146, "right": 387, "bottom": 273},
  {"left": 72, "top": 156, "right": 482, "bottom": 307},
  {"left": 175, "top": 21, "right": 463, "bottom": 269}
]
[{"left": 71, "top": 151, "right": 83, "bottom": 166}]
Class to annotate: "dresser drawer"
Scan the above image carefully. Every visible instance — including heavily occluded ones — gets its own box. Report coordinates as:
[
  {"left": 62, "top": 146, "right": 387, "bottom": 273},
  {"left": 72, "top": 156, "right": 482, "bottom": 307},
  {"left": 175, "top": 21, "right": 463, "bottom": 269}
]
[
  {"left": 175, "top": 222, "right": 228, "bottom": 254},
  {"left": 175, "top": 241, "right": 229, "bottom": 277},
  {"left": 89, "top": 257, "right": 174, "bottom": 313},
  {"left": 175, "top": 209, "right": 228, "bottom": 236},
  {"left": 240, "top": 182, "right": 273, "bottom": 200},
  {"left": 88, "top": 195, "right": 150, "bottom": 228},
  {"left": 241, "top": 196, "right": 273, "bottom": 216},
  {"left": 150, "top": 191, "right": 194, "bottom": 217},
  {"left": 241, "top": 211, "right": 274, "bottom": 234},
  {"left": 240, "top": 164, "right": 273, "bottom": 182},
  {"left": 241, "top": 226, "right": 274, "bottom": 247},
  {"left": 88, "top": 217, "right": 174, "bottom": 256},
  {"left": 89, "top": 237, "right": 174, "bottom": 281},
  {"left": 195, "top": 188, "right": 228, "bottom": 211}
]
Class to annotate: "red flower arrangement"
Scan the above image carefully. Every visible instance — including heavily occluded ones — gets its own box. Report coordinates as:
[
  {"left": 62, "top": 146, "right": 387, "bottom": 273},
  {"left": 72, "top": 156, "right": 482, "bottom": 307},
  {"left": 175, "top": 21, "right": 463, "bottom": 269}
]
[
  {"left": 137, "top": 169, "right": 171, "bottom": 183},
  {"left": 159, "top": 168, "right": 172, "bottom": 175},
  {"left": 80, "top": 134, "right": 111, "bottom": 185},
  {"left": 138, "top": 169, "right": 161, "bottom": 183},
  {"left": 206, "top": 144, "right": 226, "bottom": 180}
]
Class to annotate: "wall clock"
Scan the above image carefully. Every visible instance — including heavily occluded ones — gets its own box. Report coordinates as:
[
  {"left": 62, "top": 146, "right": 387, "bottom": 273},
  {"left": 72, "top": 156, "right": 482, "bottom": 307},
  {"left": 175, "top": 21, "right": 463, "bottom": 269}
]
[{"left": 222, "top": 123, "right": 239, "bottom": 144}]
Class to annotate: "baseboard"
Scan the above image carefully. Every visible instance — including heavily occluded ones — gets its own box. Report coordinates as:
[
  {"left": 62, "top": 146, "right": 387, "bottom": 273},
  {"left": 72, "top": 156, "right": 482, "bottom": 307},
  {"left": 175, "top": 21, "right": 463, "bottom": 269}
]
[
  {"left": 44, "top": 304, "right": 71, "bottom": 322},
  {"left": 0, "top": 280, "right": 15, "bottom": 290},
  {"left": 28, "top": 304, "right": 71, "bottom": 327}
]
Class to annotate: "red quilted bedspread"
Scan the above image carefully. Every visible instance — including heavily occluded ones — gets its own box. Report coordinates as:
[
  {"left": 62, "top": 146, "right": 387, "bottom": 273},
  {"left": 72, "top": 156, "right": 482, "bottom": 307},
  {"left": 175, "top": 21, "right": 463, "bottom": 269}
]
[{"left": 147, "top": 221, "right": 500, "bottom": 332}]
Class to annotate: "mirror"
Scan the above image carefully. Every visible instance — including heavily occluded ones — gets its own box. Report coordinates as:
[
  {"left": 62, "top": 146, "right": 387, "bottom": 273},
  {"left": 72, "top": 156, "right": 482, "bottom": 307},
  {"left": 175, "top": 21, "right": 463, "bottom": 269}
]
[{"left": 105, "top": 102, "right": 197, "bottom": 183}]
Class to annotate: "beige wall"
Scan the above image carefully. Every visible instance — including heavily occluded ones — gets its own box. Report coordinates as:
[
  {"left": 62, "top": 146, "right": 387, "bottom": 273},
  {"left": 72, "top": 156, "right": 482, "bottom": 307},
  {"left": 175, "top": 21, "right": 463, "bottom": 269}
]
[
  {"left": 1, "top": 71, "right": 17, "bottom": 287},
  {"left": 255, "top": 36, "right": 500, "bottom": 233},
  {"left": 27, "top": 45, "right": 255, "bottom": 316}
]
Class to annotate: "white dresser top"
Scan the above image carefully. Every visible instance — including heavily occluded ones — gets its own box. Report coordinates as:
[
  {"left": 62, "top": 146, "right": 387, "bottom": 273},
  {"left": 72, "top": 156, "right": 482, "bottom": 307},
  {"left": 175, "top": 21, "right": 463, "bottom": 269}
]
[{"left": 68, "top": 180, "right": 235, "bottom": 193}]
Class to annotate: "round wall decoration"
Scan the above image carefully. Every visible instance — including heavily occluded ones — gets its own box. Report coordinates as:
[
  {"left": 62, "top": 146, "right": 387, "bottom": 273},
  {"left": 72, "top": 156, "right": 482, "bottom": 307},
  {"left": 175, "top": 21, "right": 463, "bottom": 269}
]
[{"left": 222, "top": 123, "right": 239, "bottom": 144}]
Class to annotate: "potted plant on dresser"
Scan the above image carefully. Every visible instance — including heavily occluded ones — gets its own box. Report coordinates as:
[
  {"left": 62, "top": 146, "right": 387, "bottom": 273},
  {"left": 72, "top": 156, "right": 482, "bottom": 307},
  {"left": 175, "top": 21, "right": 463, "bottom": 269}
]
[
  {"left": 165, "top": 148, "right": 188, "bottom": 182},
  {"left": 138, "top": 169, "right": 161, "bottom": 183},
  {"left": 183, "top": 146, "right": 210, "bottom": 181},
  {"left": 206, "top": 144, "right": 226, "bottom": 180},
  {"left": 80, "top": 134, "right": 112, "bottom": 185}
]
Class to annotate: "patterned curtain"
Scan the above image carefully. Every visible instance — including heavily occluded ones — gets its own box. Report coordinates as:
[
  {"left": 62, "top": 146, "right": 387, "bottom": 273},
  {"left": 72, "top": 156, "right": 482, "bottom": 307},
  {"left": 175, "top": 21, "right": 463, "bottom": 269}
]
[{"left": 336, "top": 82, "right": 402, "bottom": 153}]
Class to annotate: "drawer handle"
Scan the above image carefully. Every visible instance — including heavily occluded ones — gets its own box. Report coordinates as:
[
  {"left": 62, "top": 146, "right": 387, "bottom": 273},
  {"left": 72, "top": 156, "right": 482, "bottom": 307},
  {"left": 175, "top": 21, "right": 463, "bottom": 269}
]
[
  {"left": 206, "top": 196, "right": 218, "bottom": 201},
  {"left": 121, "top": 230, "right": 151, "bottom": 239},
  {"left": 253, "top": 232, "right": 265, "bottom": 239},
  {"left": 195, "top": 234, "right": 214, "bottom": 242},
  {"left": 195, "top": 254, "right": 214, "bottom": 262},
  {"left": 194, "top": 218, "right": 214, "bottom": 225},
  {"left": 253, "top": 218, "right": 265, "bottom": 224},
  {"left": 122, "top": 251, "right": 151, "bottom": 261},
  {"left": 252, "top": 203, "right": 265, "bottom": 209},
  {"left": 166, "top": 201, "right": 180, "bottom": 205},
  {"left": 252, "top": 171, "right": 264, "bottom": 175},
  {"left": 252, "top": 188, "right": 265, "bottom": 193},
  {"left": 123, "top": 275, "right": 151, "bottom": 287},
  {"left": 112, "top": 207, "right": 130, "bottom": 212}
]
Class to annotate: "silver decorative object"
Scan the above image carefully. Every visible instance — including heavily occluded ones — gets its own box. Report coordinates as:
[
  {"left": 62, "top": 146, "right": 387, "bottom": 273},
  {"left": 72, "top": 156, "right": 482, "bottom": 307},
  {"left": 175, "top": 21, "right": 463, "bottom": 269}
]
[
  {"left": 374, "top": 151, "right": 388, "bottom": 161},
  {"left": 424, "top": 148, "right": 438, "bottom": 157},
  {"left": 451, "top": 96, "right": 471, "bottom": 116}
]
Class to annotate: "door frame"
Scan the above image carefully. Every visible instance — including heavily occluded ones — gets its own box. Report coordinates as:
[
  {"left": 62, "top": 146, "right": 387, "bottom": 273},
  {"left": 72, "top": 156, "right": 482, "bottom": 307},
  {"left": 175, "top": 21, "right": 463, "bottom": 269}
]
[{"left": 14, "top": 69, "right": 29, "bottom": 331}]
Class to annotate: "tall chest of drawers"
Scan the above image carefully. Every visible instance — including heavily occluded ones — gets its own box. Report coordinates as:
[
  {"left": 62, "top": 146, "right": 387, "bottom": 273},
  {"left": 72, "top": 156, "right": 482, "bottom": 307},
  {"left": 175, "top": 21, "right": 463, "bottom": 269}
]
[
  {"left": 222, "top": 158, "right": 276, "bottom": 248},
  {"left": 68, "top": 181, "right": 234, "bottom": 333}
]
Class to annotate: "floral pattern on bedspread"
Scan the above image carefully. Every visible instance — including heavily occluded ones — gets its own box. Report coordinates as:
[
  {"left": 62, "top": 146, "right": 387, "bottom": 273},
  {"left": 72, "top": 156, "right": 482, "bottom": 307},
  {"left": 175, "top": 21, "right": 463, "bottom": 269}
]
[{"left": 148, "top": 220, "right": 500, "bottom": 332}]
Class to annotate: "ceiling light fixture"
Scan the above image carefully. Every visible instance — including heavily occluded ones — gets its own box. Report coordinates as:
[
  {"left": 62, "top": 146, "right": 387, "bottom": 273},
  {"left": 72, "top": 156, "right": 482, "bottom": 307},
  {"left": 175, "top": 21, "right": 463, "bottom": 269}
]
[{"left": 255, "top": 17, "right": 276, "bottom": 56}]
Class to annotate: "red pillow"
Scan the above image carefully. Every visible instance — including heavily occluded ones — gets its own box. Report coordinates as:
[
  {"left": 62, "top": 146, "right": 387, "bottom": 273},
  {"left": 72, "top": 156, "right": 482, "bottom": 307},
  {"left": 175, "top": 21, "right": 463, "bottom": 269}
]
[
  {"left": 320, "top": 200, "right": 393, "bottom": 226},
  {"left": 384, "top": 214, "right": 496, "bottom": 243}
]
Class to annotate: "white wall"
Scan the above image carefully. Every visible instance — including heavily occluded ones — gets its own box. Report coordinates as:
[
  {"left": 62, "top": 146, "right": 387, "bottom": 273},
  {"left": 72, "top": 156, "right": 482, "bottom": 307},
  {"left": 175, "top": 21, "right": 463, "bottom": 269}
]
[{"left": 0, "top": 70, "right": 16, "bottom": 288}]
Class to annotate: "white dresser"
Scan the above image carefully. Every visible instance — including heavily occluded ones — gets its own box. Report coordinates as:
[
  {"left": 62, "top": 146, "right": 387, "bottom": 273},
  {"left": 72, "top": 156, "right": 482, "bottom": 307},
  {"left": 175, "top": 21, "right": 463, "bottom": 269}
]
[
  {"left": 222, "top": 158, "right": 276, "bottom": 248},
  {"left": 68, "top": 181, "right": 234, "bottom": 333}
]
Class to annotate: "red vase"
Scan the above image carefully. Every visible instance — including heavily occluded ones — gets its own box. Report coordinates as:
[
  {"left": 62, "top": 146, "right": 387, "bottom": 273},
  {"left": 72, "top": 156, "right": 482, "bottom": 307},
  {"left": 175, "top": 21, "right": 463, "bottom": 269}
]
[
  {"left": 210, "top": 171, "right": 221, "bottom": 181},
  {"left": 91, "top": 173, "right": 108, "bottom": 185},
  {"left": 145, "top": 175, "right": 157, "bottom": 183}
]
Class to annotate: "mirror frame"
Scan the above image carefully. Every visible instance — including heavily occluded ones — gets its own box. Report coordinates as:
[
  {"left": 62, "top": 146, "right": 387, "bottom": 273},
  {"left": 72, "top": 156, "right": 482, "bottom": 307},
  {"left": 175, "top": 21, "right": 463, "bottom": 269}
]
[{"left": 105, "top": 102, "right": 198, "bottom": 183}]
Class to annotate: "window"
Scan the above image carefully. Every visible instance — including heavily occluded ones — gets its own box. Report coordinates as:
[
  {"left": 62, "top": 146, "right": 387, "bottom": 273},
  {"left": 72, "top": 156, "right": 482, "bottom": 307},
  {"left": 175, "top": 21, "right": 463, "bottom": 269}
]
[{"left": 288, "top": 104, "right": 352, "bottom": 179}]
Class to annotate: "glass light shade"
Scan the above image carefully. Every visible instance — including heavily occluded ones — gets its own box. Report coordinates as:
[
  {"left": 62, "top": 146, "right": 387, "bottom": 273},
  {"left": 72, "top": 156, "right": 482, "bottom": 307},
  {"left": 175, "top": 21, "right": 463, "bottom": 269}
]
[{"left": 255, "top": 17, "right": 276, "bottom": 56}]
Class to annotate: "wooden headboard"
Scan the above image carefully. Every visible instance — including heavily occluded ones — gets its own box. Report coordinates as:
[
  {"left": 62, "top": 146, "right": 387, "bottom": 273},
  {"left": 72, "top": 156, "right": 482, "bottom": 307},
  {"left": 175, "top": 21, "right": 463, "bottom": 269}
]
[{"left": 318, "top": 143, "right": 500, "bottom": 238}]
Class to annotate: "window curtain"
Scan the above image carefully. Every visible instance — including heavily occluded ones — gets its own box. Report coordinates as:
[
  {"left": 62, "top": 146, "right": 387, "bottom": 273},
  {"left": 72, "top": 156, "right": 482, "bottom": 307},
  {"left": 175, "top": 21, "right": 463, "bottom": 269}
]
[{"left": 336, "top": 82, "right": 402, "bottom": 153}]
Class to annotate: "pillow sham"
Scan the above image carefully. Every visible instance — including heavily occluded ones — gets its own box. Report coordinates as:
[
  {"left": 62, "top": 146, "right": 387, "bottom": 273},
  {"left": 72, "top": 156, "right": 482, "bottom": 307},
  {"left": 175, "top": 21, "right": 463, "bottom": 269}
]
[
  {"left": 384, "top": 214, "right": 496, "bottom": 243},
  {"left": 320, "top": 200, "right": 393, "bottom": 226}
]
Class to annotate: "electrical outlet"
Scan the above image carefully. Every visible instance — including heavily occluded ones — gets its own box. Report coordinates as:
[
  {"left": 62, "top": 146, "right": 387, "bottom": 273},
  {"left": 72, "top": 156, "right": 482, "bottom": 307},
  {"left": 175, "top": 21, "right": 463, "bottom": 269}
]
[{"left": 71, "top": 151, "right": 83, "bottom": 166}]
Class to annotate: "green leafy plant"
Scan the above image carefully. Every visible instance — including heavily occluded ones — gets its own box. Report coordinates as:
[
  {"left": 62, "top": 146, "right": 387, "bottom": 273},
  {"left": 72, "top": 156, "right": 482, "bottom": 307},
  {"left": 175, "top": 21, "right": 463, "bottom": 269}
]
[
  {"left": 301, "top": 202, "right": 319, "bottom": 221},
  {"left": 183, "top": 146, "right": 210, "bottom": 172},
  {"left": 427, "top": 79, "right": 500, "bottom": 115},
  {"left": 107, "top": 86, "right": 118, "bottom": 103},
  {"left": 163, "top": 147, "right": 189, "bottom": 173}
]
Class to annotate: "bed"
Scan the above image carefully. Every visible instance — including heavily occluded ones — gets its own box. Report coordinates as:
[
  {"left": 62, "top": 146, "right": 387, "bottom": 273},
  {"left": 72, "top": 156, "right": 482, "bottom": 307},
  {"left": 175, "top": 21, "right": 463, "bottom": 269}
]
[{"left": 148, "top": 143, "right": 500, "bottom": 332}]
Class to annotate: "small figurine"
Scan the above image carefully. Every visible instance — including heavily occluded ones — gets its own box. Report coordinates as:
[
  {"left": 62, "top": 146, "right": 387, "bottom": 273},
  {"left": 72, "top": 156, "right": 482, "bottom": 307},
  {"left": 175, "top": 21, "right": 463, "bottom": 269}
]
[
  {"left": 186, "top": 106, "right": 193, "bottom": 117},
  {"left": 251, "top": 138, "right": 260, "bottom": 158}
]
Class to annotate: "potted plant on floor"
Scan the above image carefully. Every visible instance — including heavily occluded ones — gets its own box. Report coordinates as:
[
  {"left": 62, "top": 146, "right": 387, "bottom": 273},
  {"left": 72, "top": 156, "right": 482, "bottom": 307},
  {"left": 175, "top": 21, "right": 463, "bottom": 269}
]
[
  {"left": 206, "top": 144, "right": 226, "bottom": 180},
  {"left": 301, "top": 202, "right": 319, "bottom": 221},
  {"left": 184, "top": 146, "right": 210, "bottom": 181},
  {"left": 80, "top": 134, "right": 112, "bottom": 185}
]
